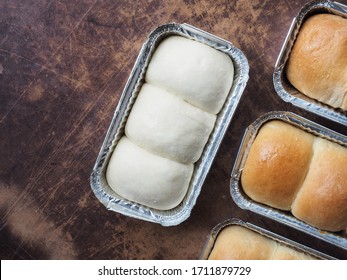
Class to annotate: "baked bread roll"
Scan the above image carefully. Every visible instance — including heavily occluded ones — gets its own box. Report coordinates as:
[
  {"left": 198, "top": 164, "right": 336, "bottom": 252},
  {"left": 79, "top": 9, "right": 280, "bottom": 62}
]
[
  {"left": 286, "top": 13, "right": 347, "bottom": 110},
  {"left": 241, "top": 120, "right": 347, "bottom": 232},
  {"left": 146, "top": 36, "right": 234, "bottom": 114},
  {"left": 125, "top": 83, "right": 216, "bottom": 164},
  {"left": 241, "top": 120, "right": 314, "bottom": 210},
  {"left": 292, "top": 138, "right": 347, "bottom": 232},
  {"left": 106, "top": 137, "right": 193, "bottom": 210},
  {"left": 272, "top": 244, "right": 316, "bottom": 260},
  {"left": 208, "top": 225, "right": 316, "bottom": 260}
]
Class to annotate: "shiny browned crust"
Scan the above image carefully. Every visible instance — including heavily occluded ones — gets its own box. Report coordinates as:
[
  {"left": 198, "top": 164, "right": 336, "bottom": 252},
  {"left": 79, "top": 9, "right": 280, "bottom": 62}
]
[
  {"left": 241, "top": 120, "right": 314, "bottom": 210},
  {"left": 208, "top": 225, "right": 316, "bottom": 260},
  {"left": 286, "top": 14, "right": 347, "bottom": 110},
  {"left": 292, "top": 138, "right": 347, "bottom": 231}
]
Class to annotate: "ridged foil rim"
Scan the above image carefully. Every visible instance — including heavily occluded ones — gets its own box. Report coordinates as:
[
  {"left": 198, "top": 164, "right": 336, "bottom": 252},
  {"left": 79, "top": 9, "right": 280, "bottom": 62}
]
[
  {"left": 230, "top": 111, "right": 347, "bottom": 250},
  {"left": 273, "top": 0, "right": 347, "bottom": 125},
  {"left": 90, "top": 23, "right": 249, "bottom": 226},
  {"left": 199, "top": 218, "right": 336, "bottom": 260}
]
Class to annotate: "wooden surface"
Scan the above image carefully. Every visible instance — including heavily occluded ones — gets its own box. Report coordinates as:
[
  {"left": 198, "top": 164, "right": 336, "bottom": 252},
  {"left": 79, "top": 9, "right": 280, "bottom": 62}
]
[{"left": 1, "top": 0, "right": 346, "bottom": 260}]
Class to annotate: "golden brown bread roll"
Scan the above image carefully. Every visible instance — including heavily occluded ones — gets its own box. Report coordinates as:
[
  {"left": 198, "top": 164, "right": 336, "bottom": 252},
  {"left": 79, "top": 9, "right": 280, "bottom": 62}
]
[
  {"left": 286, "top": 13, "right": 347, "bottom": 110},
  {"left": 208, "top": 225, "right": 316, "bottom": 260},
  {"left": 241, "top": 120, "right": 347, "bottom": 232},
  {"left": 241, "top": 120, "right": 314, "bottom": 210},
  {"left": 292, "top": 138, "right": 347, "bottom": 232},
  {"left": 272, "top": 244, "right": 316, "bottom": 260}
]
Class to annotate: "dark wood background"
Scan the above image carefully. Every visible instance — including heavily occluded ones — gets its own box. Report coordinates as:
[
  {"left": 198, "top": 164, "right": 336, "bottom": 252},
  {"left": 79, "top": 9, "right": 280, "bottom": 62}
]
[{"left": 1, "top": 0, "right": 346, "bottom": 260}]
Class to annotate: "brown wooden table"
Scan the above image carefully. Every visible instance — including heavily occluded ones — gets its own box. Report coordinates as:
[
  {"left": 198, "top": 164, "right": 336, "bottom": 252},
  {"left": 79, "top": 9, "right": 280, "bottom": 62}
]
[{"left": 1, "top": 0, "right": 346, "bottom": 260}]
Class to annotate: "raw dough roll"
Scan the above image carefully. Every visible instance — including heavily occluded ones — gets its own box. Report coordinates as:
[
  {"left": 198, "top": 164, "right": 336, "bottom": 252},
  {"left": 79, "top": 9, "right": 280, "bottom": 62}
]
[
  {"left": 106, "top": 34, "right": 235, "bottom": 211},
  {"left": 125, "top": 83, "right": 216, "bottom": 164},
  {"left": 106, "top": 137, "right": 194, "bottom": 210},
  {"left": 146, "top": 36, "right": 234, "bottom": 114}
]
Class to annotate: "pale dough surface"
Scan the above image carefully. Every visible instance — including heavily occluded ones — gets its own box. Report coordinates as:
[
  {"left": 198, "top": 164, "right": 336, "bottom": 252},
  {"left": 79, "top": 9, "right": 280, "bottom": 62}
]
[
  {"left": 146, "top": 35, "right": 234, "bottom": 114},
  {"left": 125, "top": 83, "right": 216, "bottom": 164},
  {"left": 106, "top": 137, "right": 194, "bottom": 210}
]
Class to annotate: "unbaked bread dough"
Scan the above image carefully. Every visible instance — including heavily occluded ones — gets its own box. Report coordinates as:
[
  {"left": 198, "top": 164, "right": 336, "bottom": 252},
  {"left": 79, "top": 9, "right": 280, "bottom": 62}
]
[
  {"left": 106, "top": 35, "right": 235, "bottom": 211},
  {"left": 125, "top": 83, "right": 216, "bottom": 164},
  {"left": 106, "top": 137, "right": 194, "bottom": 210},
  {"left": 146, "top": 35, "right": 234, "bottom": 114}
]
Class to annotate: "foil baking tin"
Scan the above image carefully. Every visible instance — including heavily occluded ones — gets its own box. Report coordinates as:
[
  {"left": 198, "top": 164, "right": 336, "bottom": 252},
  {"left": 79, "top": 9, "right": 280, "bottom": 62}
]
[
  {"left": 90, "top": 23, "right": 249, "bottom": 226},
  {"left": 273, "top": 0, "right": 347, "bottom": 125},
  {"left": 230, "top": 111, "right": 347, "bottom": 249},
  {"left": 200, "top": 218, "right": 335, "bottom": 260}
]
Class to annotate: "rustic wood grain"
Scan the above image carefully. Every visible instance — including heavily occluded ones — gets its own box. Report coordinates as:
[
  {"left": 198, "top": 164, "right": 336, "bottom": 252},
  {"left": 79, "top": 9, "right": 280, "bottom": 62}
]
[{"left": 1, "top": 0, "right": 346, "bottom": 259}]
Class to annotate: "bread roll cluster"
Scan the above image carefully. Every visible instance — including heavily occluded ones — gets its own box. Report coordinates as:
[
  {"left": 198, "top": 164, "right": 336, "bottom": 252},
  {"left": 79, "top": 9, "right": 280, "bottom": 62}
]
[
  {"left": 106, "top": 36, "right": 234, "bottom": 210},
  {"left": 241, "top": 120, "right": 347, "bottom": 232},
  {"left": 286, "top": 14, "right": 347, "bottom": 110},
  {"left": 208, "top": 225, "right": 317, "bottom": 260}
]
